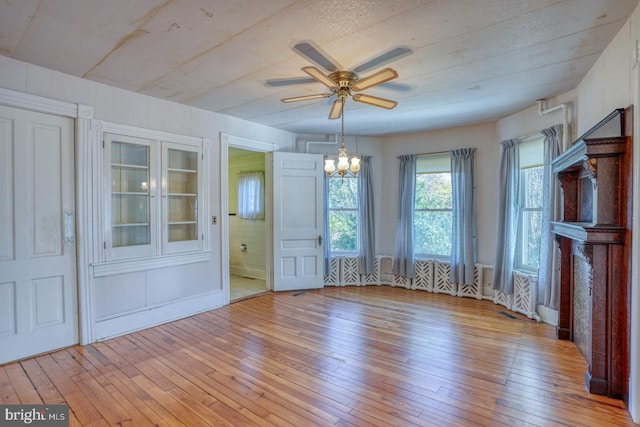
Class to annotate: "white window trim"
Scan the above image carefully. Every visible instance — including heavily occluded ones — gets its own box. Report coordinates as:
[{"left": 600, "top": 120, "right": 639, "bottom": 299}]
[
  {"left": 514, "top": 135, "right": 544, "bottom": 272},
  {"left": 414, "top": 153, "right": 453, "bottom": 260}
]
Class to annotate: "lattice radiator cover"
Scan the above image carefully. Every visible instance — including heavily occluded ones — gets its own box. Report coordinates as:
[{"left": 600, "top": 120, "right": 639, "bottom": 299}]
[{"left": 324, "top": 256, "right": 539, "bottom": 321}]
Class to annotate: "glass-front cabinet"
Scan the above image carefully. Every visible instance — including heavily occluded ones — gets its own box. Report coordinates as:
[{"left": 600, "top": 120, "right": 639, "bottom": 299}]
[
  {"left": 104, "top": 133, "right": 203, "bottom": 261},
  {"left": 163, "top": 143, "right": 202, "bottom": 253}
]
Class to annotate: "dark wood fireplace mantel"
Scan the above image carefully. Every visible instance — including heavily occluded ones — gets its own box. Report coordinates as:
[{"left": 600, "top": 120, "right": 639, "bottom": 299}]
[{"left": 551, "top": 106, "right": 632, "bottom": 403}]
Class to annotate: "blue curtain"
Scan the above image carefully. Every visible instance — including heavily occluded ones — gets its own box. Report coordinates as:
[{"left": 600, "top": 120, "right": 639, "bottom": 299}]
[
  {"left": 322, "top": 162, "right": 331, "bottom": 275},
  {"left": 358, "top": 156, "right": 375, "bottom": 274},
  {"left": 450, "top": 148, "right": 477, "bottom": 285},
  {"left": 538, "top": 125, "right": 562, "bottom": 308},
  {"left": 492, "top": 139, "right": 520, "bottom": 294},
  {"left": 393, "top": 155, "right": 416, "bottom": 278}
]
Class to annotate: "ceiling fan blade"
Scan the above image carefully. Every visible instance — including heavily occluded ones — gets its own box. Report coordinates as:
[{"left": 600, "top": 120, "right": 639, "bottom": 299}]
[
  {"left": 266, "top": 77, "right": 316, "bottom": 87},
  {"left": 352, "top": 94, "right": 397, "bottom": 110},
  {"left": 293, "top": 41, "right": 339, "bottom": 72},
  {"left": 281, "top": 93, "right": 332, "bottom": 103},
  {"left": 353, "top": 46, "right": 412, "bottom": 74},
  {"left": 328, "top": 99, "right": 343, "bottom": 119},
  {"left": 302, "top": 66, "right": 338, "bottom": 90},
  {"left": 352, "top": 68, "right": 398, "bottom": 92}
]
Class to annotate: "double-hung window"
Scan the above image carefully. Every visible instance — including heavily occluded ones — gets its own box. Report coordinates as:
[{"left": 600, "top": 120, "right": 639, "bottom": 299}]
[
  {"left": 237, "top": 172, "right": 265, "bottom": 220},
  {"left": 328, "top": 175, "right": 359, "bottom": 254},
  {"left": 414, "top": 154, "right": 452, "bottom": 259},
  {"left": 516, "top": 137, "right": 544, "bottom": 271}
]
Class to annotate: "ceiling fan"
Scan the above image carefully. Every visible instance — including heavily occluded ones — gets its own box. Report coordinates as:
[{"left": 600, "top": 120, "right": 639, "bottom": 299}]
[{"left": 268, "top": 42, "right": 411, "bottom": 119}]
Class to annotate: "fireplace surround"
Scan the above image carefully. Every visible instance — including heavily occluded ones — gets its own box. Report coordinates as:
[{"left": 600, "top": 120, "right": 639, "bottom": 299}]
[{"left": 551, "top": 106, "right": 633, "bottom": 402}]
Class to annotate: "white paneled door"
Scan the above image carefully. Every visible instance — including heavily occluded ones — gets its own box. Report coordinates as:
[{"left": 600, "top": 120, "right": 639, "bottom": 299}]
[
  {"left": 272, "top": 152, "right": 324, "bottom": 292},
  {"left": 0, "top": 105, "right": 78, "bottom": 364}
]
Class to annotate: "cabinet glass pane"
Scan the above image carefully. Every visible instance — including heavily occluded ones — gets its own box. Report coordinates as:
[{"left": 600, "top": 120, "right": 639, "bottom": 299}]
[
  {"left": 168, "top": 149, "right": 197, "bottom": 170},
  {"left": 167, "top": 148, "right": 198, "bottom": 243},
  {"left": 112, "top": 141, "right": 148, "bottom": 166},
  {"left": 112, "top": 225, "right": 150, "bottom": 247},
  {"left": 112, "top": 167, "right": 149, "bottom": 192},
  {"left": 169, "top": 195, "right": 196, "bottom": 222},
  {"left": 168, "top": 170, "right": 197, "bottom": 194},
  {"left": 111, "top": 141, "right": 150, "bottom": 247},
  {"left": 168, "top": 224, "right": 197, "bottom": 242}
]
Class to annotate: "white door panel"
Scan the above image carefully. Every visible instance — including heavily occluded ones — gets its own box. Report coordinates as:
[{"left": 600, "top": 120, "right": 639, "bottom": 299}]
[
  {"left": 272, "top": 152, "right": 324, "bottom": 291},
  {"left": 0, "top": 105, "right": 78, "bottom": 364}
]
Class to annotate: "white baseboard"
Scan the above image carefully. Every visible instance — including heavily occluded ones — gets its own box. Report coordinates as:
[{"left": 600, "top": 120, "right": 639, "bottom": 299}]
[
  {"left": 230, "top": 265, "right": 266, "bottom": 280},
  {"left": 94, "top": 290, "right": 223, "bottom": 341},
  {"left": 537, "top": 304, "right": 558, "bottom": 326}
]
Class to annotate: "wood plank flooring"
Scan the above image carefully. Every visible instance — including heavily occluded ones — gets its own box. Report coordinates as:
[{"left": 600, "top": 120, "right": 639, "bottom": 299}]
[{"left": 0, "top": 286, "right": 635, "bottom": 426}]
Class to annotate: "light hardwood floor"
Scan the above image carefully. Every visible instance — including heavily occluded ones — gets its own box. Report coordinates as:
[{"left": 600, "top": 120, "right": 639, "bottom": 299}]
[{"left": 0, "top": 286, "right": 635, "bottom": 426}]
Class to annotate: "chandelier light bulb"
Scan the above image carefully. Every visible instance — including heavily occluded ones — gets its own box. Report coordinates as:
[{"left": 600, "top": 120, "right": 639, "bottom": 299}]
[
  {"left": 350, "top": 157, "right": 360, "bottom": 173},
  {"left": 337, "top": 154, "right": 350, "bottom": 171},
  {"left": 324, "top": 159, "right": 336, "bottom": 174}
]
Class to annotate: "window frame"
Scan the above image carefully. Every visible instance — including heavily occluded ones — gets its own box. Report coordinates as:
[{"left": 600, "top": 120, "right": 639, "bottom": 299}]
[
  {"left": 514, "top": 136, "right": 544, "bottom": 272},
  {"left": 327, "top": 174, "right": 360, "bottom": 255},
  {"left": 237, "top": 171, "right": 265, "bottom": 220},
  {"left": 413, "top": 154, "right": 453, "bottom": 261}
]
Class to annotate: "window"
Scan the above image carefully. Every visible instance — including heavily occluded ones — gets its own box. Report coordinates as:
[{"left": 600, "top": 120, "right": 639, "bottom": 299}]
[
  {"left": 237, "top": 172, "right": 264, "bottom": 219},
  {"left": 328, "top": 175, "right": 359, "bottom": 253},
  {"left": 516, "top": 137, "right": 544, "bottom": 270},
  {"left": 414, "top": 154, "right": 452, "bottom": 258}
]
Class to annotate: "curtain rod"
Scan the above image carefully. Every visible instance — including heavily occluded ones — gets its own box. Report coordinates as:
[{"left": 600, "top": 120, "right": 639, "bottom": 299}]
[
  {"left": 397, "top": 150, "right": 449, "bottom": 159},
  {"left": 397, "top": 147, "right": 478, "bottom": 159},
  {"left": 415, "top": 150, "right": 450, "bottom": 156}
]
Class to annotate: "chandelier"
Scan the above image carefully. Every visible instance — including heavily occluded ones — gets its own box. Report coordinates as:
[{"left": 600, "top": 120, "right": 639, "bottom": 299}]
[{"left": 323, "top": 98, "right": 360, "bottom": 178}]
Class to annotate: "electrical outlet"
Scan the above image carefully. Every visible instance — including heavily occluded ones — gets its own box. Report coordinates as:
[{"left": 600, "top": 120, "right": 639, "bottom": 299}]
[{"left": 212, "top": 215, "right": 217, "bottom": 224}]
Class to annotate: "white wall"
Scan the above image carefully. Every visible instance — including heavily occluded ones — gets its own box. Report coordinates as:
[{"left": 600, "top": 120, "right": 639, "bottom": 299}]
[
  {"left": 0, "top": 55, "right": 297, "bottom": 341},
  {"left": 497, "top": 90, "right": 577, "bottom": 143},
  {"left": 377, "top": 123, "right": 498, "bottom": 264},
  {"left": 576, "top": 9, "right": 636, "bottom": 135}
]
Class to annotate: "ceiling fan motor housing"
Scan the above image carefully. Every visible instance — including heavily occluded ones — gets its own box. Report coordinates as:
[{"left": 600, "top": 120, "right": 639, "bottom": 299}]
[{"left": 329, "top": 71, "right": 358, "bottom": 89}]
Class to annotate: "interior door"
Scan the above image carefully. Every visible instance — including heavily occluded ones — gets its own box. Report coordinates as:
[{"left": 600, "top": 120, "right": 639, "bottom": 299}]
[
  {"left": 272, "top": 152, "right": 324, "bottom": 291},
  {"left": 0, "top": 105, "right": 78, "bottom": 364}
]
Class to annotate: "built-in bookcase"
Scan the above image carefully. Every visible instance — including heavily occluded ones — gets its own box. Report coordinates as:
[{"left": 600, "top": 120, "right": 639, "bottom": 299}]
[
  {"left": 111, "top": 138, "right": 152, "bottom": 249},
  {"left": 103, "top": 131, "right": 205, "bottom": 261}
]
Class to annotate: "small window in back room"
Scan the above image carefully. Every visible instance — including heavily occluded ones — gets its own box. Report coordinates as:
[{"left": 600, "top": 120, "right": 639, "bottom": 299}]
[{"left": 237, "top": 172, "right": 264, "bottom": 220}]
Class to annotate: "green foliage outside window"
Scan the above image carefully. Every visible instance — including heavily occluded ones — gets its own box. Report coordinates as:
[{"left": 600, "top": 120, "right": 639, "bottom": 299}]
[
  {"left": 414, "top": 173, "right": 452, "bottom": 257},
  {"left": 328, "top": 176, "right": 358, "bottom": 252}
]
